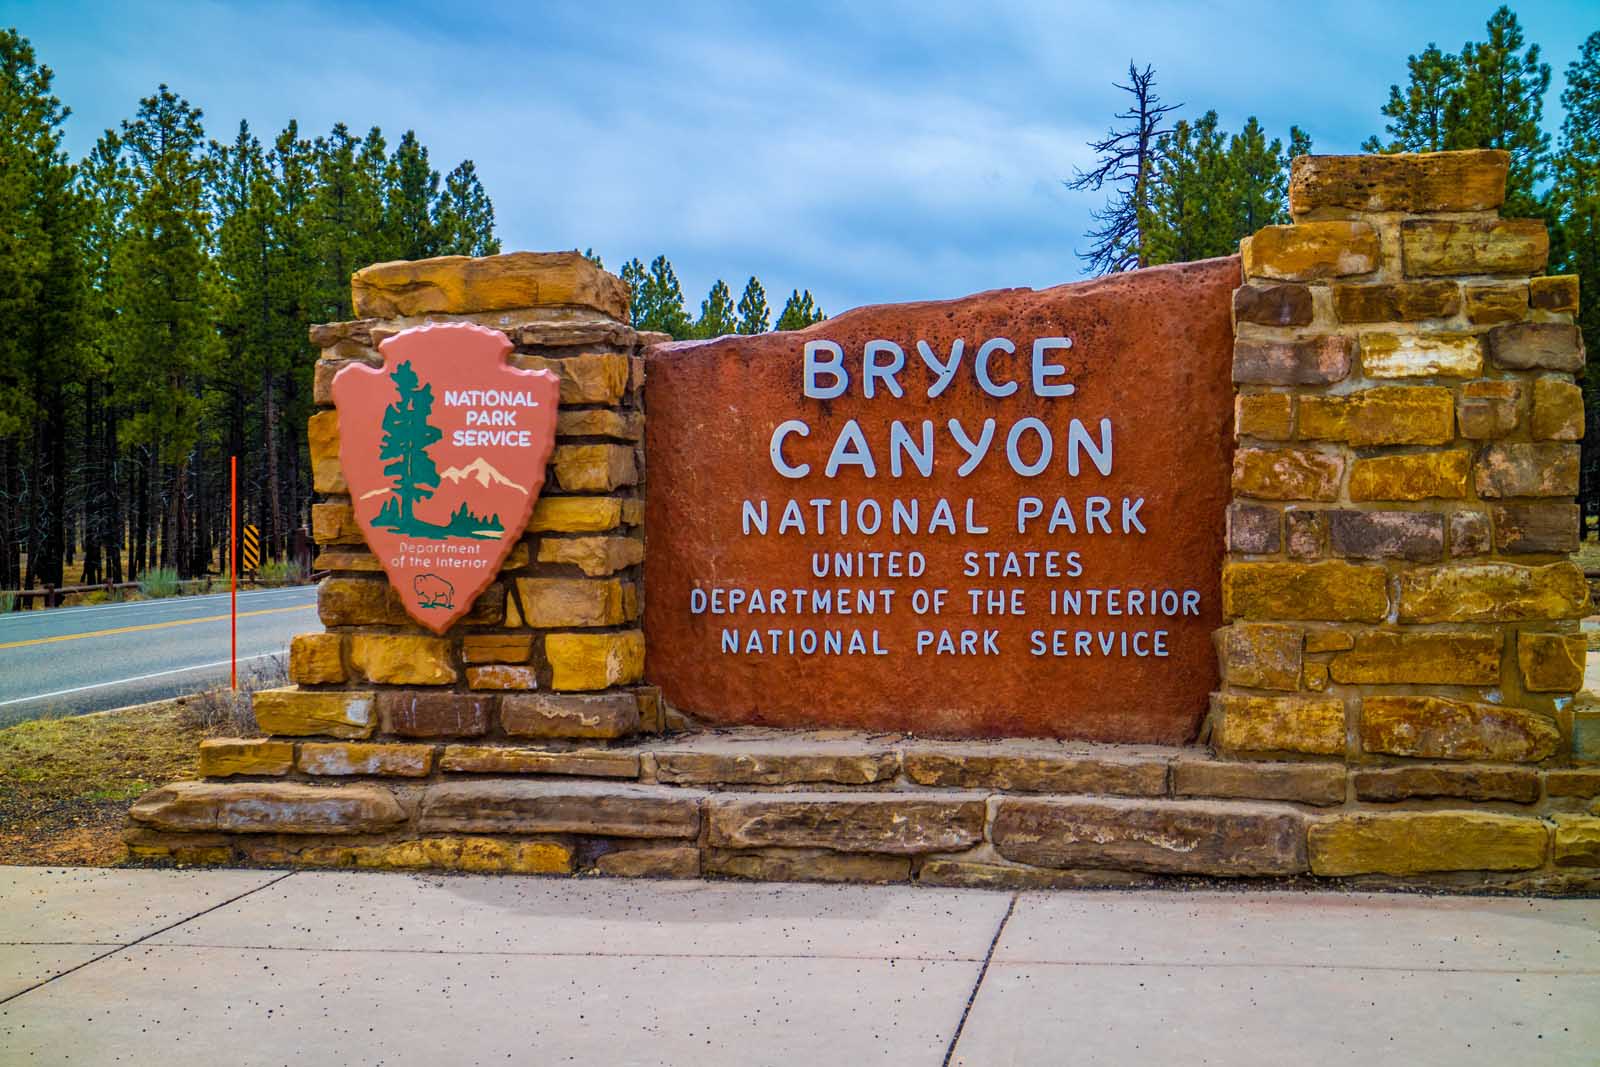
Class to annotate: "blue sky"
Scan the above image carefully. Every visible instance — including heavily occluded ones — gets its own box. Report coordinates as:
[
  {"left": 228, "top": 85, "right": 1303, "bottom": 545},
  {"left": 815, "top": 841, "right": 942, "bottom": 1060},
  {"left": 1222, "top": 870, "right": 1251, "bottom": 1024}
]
[{"left": 10, "top": 0, "right": 1599, "bottom": 315}]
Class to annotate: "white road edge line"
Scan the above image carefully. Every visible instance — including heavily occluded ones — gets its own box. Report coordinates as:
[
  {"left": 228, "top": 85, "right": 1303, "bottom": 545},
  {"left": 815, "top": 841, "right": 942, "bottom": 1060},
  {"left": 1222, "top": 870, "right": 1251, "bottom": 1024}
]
[{"left": 0, "top": 652, "right": 283, "bottom": 707}]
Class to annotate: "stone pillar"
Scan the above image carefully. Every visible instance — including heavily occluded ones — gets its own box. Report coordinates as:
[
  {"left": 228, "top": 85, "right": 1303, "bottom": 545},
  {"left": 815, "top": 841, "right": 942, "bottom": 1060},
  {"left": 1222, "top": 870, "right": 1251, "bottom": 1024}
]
[
  {"left": 126, "top": 252, "right": 661, "bottom": 870},
  {"left": 1211, "top": 149, "right": 1590, "bottom": 767}
]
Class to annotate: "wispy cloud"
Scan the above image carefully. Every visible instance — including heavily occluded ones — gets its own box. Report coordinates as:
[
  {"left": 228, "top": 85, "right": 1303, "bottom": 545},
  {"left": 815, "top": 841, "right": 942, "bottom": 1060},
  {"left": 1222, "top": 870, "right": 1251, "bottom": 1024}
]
[{"left": 13, "top": 0, "right": 1597, "bottom": 312}]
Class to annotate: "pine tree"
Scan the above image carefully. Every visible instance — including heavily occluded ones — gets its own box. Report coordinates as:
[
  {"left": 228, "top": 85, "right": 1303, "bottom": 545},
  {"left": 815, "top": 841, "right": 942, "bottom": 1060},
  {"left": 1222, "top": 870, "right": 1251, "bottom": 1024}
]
[
  {"left": 694, "top": 279, "right": 736, "bottom": 338},
  {"left": 308, "top": 123, "right": 384, "bottom": 323},
  {"left": 79, "top": 129, "right": 129, "bottom": 583},
  {"left": 1066, "top": 62, "right": 1178, "bottom": 274},
  {"left": 384, "top": 130, "right": 440, "bottom": 260},
  {"left": 582, "top": 248, "right": 604, "bottom": 269},
  {"left": 1554, "top": 30, "right": 1600, "bottom": 528},
  {"left": 113, "top": 84, "right": 215, "bottom": 576},
  {"left": 775, "top": 289, "right": 825, "bottom": 330},
  {"left": 376, "top": 360, "right": 441, "bottom": 531},
  {"left": 267, "top": 122, "right": 318, "bottom": 560},
  {"left": 736, "top": 276, "right": 770, "bottom": 334},
  {"left": 639, "top": 255, "right": 690, "bottom": 338},
  {"left": 434, "top": 160, "right": 499, "bottom": 257},
  {"left": 1363, "top": 44, "right": 1461, "bottom": 152},
  {"left": 1146, "top": 112, "right": 1233, "bottom": 264},
  {"left": 0, "top": 29, "right": 85, "bottom": 589},
  {"left": 1229, "top": 117, "right": 1295, "bottom": 234},
  {"left": 619, "top": 258, "right": 647, "bottom": 328},
  {"left": 1364, "top": 9, "right": 1551, "bottom": 218},
  {"left": 1449, "top": 6, "right": 1551, "bottom": 217}
]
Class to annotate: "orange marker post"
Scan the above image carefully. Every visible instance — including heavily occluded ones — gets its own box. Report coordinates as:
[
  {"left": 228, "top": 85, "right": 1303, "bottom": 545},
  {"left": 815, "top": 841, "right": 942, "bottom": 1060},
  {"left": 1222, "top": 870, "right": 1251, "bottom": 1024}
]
[{"left": 230, "top": 455, "right": 238, "bottom": 691}]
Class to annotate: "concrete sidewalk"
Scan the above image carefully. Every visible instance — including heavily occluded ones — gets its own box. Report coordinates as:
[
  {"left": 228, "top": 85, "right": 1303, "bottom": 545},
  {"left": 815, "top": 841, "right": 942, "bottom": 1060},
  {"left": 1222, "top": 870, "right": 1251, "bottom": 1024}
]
[{"left": 1, "top": 868, "right": 1596, "bottom": 1065}]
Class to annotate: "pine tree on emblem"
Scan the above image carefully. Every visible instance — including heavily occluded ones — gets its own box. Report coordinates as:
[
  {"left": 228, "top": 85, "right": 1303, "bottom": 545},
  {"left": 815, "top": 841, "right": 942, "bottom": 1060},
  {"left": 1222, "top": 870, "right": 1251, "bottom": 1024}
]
[{"left": 375, "top": 360, "right": 442, "bottom": 532}]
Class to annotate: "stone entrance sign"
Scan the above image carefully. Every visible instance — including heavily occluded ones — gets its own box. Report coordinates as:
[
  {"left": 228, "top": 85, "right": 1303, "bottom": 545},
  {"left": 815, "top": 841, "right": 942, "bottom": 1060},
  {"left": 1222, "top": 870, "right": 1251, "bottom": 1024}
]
[
  {"left": 128, "top": 153, "right": 1599, "bottom": 895},
  {"left": 645, "top": 259, "right": 1238, "bottom": 741},
  {"left": 333, "top": 321, "right": 560, "bottom": 633}
]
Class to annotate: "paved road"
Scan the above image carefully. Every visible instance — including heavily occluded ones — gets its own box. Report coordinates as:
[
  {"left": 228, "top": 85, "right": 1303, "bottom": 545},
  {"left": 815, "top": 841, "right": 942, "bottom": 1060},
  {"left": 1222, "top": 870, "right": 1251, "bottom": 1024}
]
[
  {"left": 0, "top": 586, "right": 318, "bottom": 727},
  {"left": 0, "top": 869, "right": 1596, "bottom": 1065}
]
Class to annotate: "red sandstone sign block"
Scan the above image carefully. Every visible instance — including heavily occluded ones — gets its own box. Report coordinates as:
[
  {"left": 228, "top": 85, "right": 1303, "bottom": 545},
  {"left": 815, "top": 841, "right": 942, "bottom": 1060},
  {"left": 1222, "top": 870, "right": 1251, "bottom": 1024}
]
[
  {"left": 333, "top": 322, "right": 559, "bottom": 633},
  {"left": 644, "top": 259, "right": 1237, "bottom": 742}
]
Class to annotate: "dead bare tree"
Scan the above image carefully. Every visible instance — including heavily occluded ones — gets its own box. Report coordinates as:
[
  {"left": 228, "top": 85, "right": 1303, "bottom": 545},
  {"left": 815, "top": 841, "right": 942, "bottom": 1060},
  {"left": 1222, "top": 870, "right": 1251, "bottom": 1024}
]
[{"left": 1067, "top": 62, "right": 1179, "bottom": 274}]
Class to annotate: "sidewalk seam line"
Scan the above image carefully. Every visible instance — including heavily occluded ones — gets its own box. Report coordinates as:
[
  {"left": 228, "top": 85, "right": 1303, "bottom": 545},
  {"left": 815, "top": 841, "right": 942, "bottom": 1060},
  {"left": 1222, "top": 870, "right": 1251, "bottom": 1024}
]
[
  {"left": 942, "top": 891, "right": 1017, "bottom": 1067},
  {"left": 0, "top": 871, "right": 296, "bottom": 1007}
]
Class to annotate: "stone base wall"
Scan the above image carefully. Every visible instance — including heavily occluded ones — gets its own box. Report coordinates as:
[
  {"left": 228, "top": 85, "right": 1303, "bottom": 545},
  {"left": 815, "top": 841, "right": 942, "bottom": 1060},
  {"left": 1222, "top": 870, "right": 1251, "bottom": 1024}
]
[{"left": 127, "top": 730, "right": 1600, "bottom": 891}]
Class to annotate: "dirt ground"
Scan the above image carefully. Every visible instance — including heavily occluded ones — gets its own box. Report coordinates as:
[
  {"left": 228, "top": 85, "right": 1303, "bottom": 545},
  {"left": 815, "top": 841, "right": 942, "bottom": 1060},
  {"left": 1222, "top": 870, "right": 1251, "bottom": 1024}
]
[{"left": 0, "top": 702, "right": 205, "bottom": 865}]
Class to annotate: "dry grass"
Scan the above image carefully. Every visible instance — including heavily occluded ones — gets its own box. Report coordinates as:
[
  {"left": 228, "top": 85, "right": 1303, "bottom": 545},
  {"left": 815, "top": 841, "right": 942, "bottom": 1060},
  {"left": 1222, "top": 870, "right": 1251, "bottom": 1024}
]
[
  {"left": 0, "top": 702, "right": 205, "bottom": 866},
  {"left": 0, "top": 660, "right": 286, "bottom": 866},
  {"left": 176, "top": 655, "right": 285, "bottom": 734}
]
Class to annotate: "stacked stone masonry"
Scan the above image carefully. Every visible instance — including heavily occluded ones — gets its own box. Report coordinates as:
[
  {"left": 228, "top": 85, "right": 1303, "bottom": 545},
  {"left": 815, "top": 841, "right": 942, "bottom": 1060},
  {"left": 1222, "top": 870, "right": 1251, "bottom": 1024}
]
[
  {"left": 1217, "top": 149, "right": 1595, "bottom": 783},
  {"left": 127, "top": 729, "right": 1600, "bottom": 890},
  {"left": 302, "top": 251, "right": 651, "bottom": 704},
  {"left": 127, "top": 155, "right": 1600, "bottom": 892}
]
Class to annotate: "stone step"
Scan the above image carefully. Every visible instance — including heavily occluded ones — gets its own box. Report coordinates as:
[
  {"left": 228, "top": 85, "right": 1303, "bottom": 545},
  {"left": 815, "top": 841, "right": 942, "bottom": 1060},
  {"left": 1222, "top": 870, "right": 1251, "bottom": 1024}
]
[
  {"left": 200, "top": 727, "right": 1357, "bottom": 806},
  {"left": 125, "top": 775, "right": 1600, "bottom": 888}
]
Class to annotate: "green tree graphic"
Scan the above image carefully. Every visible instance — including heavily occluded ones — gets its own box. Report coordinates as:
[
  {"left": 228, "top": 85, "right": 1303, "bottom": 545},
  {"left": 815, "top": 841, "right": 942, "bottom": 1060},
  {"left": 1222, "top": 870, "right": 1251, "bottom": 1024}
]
[{"left": 376, "top": 359, "right": 441, "bottom": 531}]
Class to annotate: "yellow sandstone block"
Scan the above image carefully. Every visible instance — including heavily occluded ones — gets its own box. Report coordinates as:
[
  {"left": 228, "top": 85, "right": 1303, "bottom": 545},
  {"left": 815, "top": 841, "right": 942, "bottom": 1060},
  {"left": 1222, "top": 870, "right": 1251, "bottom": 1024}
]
[
  {"left": 1212, "top": 694, "right": 1346, "bottom": 756},
  {"left": 1231, "top": 447, "right": 1343, "bottom": 501},
  {"left": 1234, "top": 393, "right": 1294, "bottom": 440},
  {"left": 538, "top": 535, "right": 644, "bottom": 577},
  {"left": 1462, "top": 282, "right": 1529, "bottom": 325},
  {"left": 1288, "top": 151, "right": 1508, "bottom": 215},
  {"left": 546, "top": 630, "right": 646, "bottom": 690},
  {"left": 252, "top": 688, "right": 376, "bottom": 739},
  {"left": 1517, "top": 631, "right": 1586, "bottom": 692},
  {"left": 1529, "top": 274, "right": 1579, "bottom": 314},
  {"left": 1357, "top": 335, "right": 1482, "bottom": 379},
  {"left": 351, "top": 250, "right": 628, "bottom": 320},
  {"left": 527, "top": 496, "right": 624, "bottom": 533},
  {"left": 1397, "top": 561, "right": 1589, "bottom": 623},
  {"left": 1222, "top": 561, "right": 1388, "bottom": 622},
  {"left": 1329, "top": 631, "right": 1500, "bottom": 686},
  {"left": 1361, "top": 695, "right": 1560, "bottom": 761},
  {"left": 289, "top": 633, "right": 345, "bottom": 685},
  {"left": 556, "top": 408, "right": 644, "bottom": 441},
  {"left": 298, "top": 742, "right": 434, "bottom": 777},
  {"left": 1309, "top": 812, "right": 1547, "bottom": 876},
  {"left": 198, "top": 738, "right": 295, "bottom": 778},
  {"left": 553, "top": 444, "right": 638, "bottom": 491},
  {"left": 318, "top": 577, "right": 407, "bottom": 627},
  {"left": 310, "top": 502, "right": 364, "bottom": 545},
  {"left": 512, "top": 353, "right": 631, "bottom": 405},
  {"left": 348, "top": 634, "right": 456, "bottom": 686},
  {"left": 465, "top": 665, "right": 540, "bottom": 690},
  {"left": 296, "top": 837, "right": 573, "bottom": 874},
  {"left": 1242, "top": 221, "right": 1380, "bottom": 282},
  {"left": 516, "top": 577, "right": 627, "bottom": 627},
  {"left": 1347, "top": 449, "right": 1471, "bottom": 501},
  {"left": 1401, "top": 218, "right": 1549, "bottom": 277},
  {"left": 1297, "top": 386, "right": 1454, "bottom": 446},
  {"left": 1531, "top": 377, "right": 1584, "bottom": 441},
  {"left": 307, "top": 409, "right": 345, "bottom": 494}
]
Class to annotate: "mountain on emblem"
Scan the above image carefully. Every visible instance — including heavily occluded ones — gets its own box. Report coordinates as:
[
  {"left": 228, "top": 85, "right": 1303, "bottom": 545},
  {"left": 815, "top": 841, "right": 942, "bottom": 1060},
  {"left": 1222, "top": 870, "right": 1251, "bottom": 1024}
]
[
  {"left": 330, "top": 321, "right": 559, "bottom": 633},
  {"left": 439, "top": 457, "right": 530, "bottom": 494}
]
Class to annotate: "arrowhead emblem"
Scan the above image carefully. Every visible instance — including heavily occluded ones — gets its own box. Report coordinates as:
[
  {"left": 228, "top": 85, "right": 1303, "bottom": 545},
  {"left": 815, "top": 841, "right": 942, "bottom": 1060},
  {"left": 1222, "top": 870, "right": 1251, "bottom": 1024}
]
[{"left": 331, "top": 321, "right": 559, "bottom": 633}]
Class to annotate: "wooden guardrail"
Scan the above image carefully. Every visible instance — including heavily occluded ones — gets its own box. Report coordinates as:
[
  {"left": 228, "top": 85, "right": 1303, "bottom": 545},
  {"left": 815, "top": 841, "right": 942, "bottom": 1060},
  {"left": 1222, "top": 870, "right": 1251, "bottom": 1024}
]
[
  {"left": 0, "top": 579, "right": 210, "bottom": 609},
  {"left": 2, "top": 574, "right": 325, "bottom": 610}
]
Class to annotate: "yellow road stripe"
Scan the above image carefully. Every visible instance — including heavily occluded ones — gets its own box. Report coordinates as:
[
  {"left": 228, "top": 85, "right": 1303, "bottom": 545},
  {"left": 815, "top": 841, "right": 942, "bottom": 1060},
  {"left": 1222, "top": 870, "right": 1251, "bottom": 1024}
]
[{"left": 0, "top": 604, "right": 314, "bottom": 650}]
